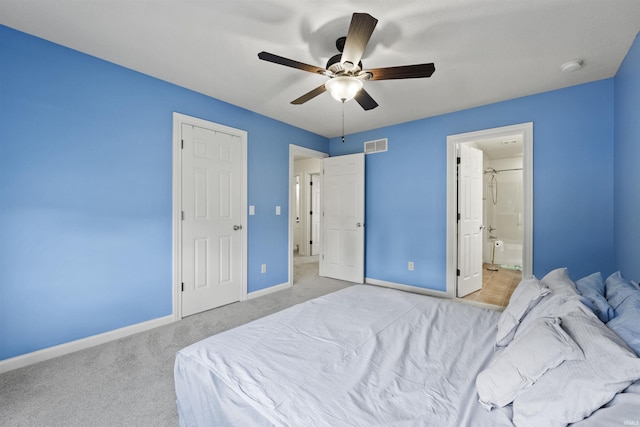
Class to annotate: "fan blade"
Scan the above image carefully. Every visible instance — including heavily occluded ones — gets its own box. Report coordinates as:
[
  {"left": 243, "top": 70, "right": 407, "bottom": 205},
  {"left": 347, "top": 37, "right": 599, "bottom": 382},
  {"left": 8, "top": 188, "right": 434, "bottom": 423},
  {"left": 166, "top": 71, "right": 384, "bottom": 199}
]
[
  {"left": 341, "top": 13, "right": 378, "bottom": 70},
  {"left": 291, "top": 84, "right": 327, "bottom": 105},
  {"left": 354, "top": 88, "right": 378, "bottom": 111},
  {"left": 367, "top": 63, "right": 435, "bottom": 80},
  {"left": 258, "top": 51, "right": 326, "bottom": 74}
]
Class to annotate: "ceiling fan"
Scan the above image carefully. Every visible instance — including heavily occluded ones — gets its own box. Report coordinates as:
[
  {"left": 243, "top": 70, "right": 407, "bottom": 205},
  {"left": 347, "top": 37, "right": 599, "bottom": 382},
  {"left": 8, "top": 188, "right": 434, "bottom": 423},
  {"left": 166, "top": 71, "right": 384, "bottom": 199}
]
[{"left": 258, "top": 12, "right": 435, "bottom": 111}]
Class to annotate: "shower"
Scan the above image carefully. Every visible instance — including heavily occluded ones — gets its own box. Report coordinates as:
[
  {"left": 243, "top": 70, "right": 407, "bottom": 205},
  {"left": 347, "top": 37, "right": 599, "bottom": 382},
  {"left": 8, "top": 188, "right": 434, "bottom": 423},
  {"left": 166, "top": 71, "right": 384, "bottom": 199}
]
[
  {"left": 483, "top": 164, "right": 524, "bottom": 269},
  {"left": 484, "top": 168, "right": 498, "bottom": 205}
]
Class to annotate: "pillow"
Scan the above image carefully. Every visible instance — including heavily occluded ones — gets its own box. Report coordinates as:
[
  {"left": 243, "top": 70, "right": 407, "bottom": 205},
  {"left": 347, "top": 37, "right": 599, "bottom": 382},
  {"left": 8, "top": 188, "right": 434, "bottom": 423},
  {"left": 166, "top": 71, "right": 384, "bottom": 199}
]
[
  {"left": 495, "top": 276, "right": 550, "bottom": 347},
  {"left": 513, "top": 269, "right": 583, "bottom": 339},
  {"left": 575, "top": 272, "right": 615, "bottom": 323},
  {"left": 540, "top": 267, "right": 578, "bottom": 296},
  {"left": 477, "top": 317, "right": 583, "bottom": 410},
  {"left": 512, "top": 310, "right": 640, "bottom": 427},
  {"left": 605, "top": 271, "right": 637, "bottom": 310},
  {"left": 576, "top": 271, "right": 606, "bottom": 295},
  {"left": 606, "top": 284, "right": 640, "bottom": 356},
  {"left": 608, "top": 315, "right": 640, "bottom": 357}
]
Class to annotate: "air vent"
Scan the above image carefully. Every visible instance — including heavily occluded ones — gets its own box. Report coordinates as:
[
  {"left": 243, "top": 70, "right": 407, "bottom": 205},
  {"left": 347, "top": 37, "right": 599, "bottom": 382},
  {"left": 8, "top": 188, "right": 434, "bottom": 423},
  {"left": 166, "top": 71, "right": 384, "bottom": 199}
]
[{"left": 364, "top": 138, "right": 388, "bottom": 154}]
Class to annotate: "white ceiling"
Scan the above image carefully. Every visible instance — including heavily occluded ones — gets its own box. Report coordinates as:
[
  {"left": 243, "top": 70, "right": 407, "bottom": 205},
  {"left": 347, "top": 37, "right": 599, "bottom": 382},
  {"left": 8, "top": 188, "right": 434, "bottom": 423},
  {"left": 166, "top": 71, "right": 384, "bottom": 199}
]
[
  {"left": 2, "top": 1, "right": 639, "bottom": 138},
  {"left": 474, "top": 135, "right": 523, "bottom": 160}
]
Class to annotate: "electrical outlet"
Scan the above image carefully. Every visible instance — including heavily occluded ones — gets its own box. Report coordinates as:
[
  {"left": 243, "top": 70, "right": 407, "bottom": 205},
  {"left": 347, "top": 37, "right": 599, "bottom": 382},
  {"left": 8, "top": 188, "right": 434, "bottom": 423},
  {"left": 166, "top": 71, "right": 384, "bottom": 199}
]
[
  {"left": 408, "top": 261, "right": 414, "bottom": 271},
  {"left": 261, "top": 264, "right": 267, "bottom": 274}
]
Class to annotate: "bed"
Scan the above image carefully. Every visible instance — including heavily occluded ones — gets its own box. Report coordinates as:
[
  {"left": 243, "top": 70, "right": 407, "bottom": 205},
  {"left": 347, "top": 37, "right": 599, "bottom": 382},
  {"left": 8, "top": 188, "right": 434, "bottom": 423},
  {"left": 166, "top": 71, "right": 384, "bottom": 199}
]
[{"left": 174, "top": 268, "right": 640, "bottom": 427}]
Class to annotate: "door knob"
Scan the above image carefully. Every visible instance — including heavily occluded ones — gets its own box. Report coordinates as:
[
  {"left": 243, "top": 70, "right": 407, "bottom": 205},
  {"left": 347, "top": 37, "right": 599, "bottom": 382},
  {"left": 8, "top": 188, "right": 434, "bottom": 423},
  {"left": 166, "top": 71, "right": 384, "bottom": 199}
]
[
  {"left": 356, "top": 222, "right": 363, "bottom": 227},
  {"left": 233, "top": 225, "right": 242, "bottom": 230}
]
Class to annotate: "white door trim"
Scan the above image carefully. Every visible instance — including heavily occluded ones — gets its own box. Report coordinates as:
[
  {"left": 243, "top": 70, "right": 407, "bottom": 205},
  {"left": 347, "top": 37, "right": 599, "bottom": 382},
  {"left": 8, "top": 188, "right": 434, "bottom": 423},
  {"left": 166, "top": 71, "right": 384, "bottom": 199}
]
[
  {"left": 172, "top": 112, "right": 248, "bottom": 320},
  {"left": 446, "top": 122, "right": 533, "bottom": 299},
  {"left": 288, "top": 145, "right": 328, "bottom": 287}
]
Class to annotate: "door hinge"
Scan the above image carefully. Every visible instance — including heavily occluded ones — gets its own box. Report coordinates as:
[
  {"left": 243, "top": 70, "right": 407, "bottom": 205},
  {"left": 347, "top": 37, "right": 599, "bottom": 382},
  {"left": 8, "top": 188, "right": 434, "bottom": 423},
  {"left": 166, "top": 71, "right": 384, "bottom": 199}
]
[
  {"left": 457, "top": 213, "right": 461, "bottom": 222},
  {"left": 310, "top": 210, "right": 313, "bottom": 216},
  {"left": 457, "top": 157, "right": 461, "bottom": 164},
  {"left": 309, "top": 181, "right": 313, "bottom": 186},
  {"left": 310, "top": 240, "right": 312, "bottom": 245},
  {"left": 456, "top": 269, "right": 461, "bottom": 277},
  {"left": 181, "top": 282, "right": 184, "bottom": 292},
  {"left": 181, "top": 211, "right": 185, "bottom": 221},
  {"left": 181, "top": 139, "right": 184, "bottom": 149}
]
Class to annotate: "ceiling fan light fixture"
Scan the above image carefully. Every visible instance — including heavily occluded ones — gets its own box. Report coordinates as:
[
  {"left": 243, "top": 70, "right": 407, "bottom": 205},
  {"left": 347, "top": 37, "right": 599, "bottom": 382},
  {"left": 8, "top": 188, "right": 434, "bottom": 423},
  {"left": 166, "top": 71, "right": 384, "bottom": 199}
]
[{"left": 325, "top": 76, "right": 363, "bottom": 102}]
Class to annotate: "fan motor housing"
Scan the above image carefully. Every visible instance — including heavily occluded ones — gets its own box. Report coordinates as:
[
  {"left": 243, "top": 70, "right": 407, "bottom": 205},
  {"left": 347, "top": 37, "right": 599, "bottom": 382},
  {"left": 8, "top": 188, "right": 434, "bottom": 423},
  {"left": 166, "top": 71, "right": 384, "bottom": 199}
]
[{"left": 326, "top": 53, "right": 363, "bottom": 75}]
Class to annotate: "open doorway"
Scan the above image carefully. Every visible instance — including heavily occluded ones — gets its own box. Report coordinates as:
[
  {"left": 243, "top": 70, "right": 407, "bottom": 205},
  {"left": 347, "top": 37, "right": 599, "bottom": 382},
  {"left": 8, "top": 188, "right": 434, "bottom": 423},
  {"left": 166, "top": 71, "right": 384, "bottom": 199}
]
[
  {"left": 289, "top": 145, "right": 328, "bottom": 286},
  {"left": 446, "top": 123, "right": 533, "bottom": 306},
  {"left": 462, "top": 136, "right": 525, "bottom": 306}
]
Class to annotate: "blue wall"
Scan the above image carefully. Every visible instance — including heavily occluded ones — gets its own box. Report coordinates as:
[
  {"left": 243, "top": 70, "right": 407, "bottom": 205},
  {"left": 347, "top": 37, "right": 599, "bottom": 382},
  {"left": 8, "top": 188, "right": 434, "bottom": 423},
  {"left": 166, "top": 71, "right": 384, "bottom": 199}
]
[
  {"left": 0, "top": 25, "right": 328, "bottom": 360},
  {"left": 1, "top": 22, "right": 637, "bottom": 362},
  {"left": 330, "top": 80, "right": 616, "bottom": 289},
  {"left": 614, "top": 32, "right": 640, "bottom": 281}
]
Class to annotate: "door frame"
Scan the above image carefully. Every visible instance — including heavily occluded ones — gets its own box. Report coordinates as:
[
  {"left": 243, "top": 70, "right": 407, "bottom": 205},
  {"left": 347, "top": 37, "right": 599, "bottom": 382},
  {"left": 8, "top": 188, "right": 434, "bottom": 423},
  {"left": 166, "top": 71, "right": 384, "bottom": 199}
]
[
  {"left": 446, "top": 122, "right": 533, "bottom": 299},
  {"left": 288, "top": 144, "right": 328, "bottom": 286},
  {"left": 309, "top": 172, "right": 321, "bottom": 256},
  {"left": 172, "top": 112, "right": 248, "bottom": 320}
]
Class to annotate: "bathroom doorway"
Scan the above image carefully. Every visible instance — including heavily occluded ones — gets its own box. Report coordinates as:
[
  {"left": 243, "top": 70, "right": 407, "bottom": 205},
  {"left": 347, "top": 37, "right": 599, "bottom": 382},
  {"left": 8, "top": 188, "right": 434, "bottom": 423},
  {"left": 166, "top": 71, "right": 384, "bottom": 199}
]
[
  {"left": 464, "top": 146, "right": 524, "bottom": 306},
  {"left": 446, "top": 123, "right": 533, "bottom": 306}
]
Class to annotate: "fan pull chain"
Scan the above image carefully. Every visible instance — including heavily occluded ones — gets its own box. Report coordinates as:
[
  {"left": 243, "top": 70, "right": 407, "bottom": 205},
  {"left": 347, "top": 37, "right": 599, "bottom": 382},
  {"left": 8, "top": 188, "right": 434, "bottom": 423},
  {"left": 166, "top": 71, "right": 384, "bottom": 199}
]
[{"left": 341, "top": 100, "right": 345, "bottom": 143}]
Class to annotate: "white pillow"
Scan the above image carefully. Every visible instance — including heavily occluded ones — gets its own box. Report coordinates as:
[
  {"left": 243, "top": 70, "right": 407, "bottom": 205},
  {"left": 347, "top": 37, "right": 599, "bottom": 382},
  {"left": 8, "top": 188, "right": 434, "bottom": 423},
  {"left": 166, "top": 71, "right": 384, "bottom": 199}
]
[
  {"left": 513, "top": 268, "right": 584, "bottom": 342},
  {"left": 477, "top": 317, "right": 583, "bottom": 410},
  {"left": 541, "top": 267, "right": 578, "bottom": 295},
  {"left": 512, "top": 310, "right": 640, "bottom": 427},
  {"left": 496, "top": 277, "right": 550, "bottom": 347}
]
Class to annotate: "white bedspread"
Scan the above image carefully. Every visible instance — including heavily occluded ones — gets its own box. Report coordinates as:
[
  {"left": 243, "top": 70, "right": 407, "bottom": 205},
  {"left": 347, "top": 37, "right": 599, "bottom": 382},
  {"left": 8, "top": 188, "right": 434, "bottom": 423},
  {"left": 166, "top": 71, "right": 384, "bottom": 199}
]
[{"left": 175, "top": 285, "right": 514, "bottom": 426}]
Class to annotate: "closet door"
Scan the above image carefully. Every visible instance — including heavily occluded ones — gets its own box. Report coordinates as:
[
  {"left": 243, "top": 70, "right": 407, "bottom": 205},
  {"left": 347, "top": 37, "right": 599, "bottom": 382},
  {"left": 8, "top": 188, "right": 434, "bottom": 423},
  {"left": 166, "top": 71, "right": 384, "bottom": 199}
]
[{"left": 181, "top": 122, "right": 245, "bottom": 317}]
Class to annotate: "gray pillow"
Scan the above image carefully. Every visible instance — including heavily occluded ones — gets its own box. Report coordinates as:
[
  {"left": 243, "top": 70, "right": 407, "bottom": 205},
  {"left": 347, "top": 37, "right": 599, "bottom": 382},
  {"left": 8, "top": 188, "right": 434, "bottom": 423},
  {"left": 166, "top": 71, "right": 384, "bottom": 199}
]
[
  {"left": 512, "top": 310, "right": 640, "bottom": 427},
  {"left": 477, "top": 317, "right": 583, "bottom": 410},
  {"left": 540, "top": 267, "right": 577, "bottom": 296},
  {"left": 514, "top": 268, "right": 583, "bottom": 340},
  {"left": 495, "top": 276, "right": 550, "bottom": 347},
  {"left": 575, "top": 272, "right": 615, "bottom": 323}
]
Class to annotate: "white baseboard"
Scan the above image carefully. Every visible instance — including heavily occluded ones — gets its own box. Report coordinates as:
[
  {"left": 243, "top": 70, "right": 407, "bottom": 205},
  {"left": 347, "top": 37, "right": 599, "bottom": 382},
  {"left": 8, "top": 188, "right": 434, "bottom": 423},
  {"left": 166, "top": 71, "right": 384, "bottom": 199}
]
[
  {"left": 247, "top": 281, "right": 290, "bottom": 300},
  {"left": 0, "top": 315, "right": 175, "bottom": 374},
  {"left": 365, "top": 277, "right": 450, "bottom": 299}
]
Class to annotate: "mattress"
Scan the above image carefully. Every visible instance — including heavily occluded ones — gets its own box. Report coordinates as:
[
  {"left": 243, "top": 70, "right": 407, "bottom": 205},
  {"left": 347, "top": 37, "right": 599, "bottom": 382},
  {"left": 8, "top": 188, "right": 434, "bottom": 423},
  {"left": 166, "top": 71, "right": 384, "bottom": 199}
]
[{"left": 174, "top": 285, "right": 514, "bottom": 426}]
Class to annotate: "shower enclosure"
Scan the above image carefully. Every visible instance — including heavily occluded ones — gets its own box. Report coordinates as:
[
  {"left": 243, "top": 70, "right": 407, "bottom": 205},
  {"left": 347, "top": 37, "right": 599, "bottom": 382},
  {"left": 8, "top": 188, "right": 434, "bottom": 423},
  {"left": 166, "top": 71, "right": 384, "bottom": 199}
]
[{"left": 483, "top": 157, "right": 523, "bottom": 269}]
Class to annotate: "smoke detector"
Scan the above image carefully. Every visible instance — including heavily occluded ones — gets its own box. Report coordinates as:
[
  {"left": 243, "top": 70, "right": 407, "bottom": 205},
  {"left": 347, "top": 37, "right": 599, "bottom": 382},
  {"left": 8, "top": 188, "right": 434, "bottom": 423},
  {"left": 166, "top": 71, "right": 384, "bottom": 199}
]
[{"left": 561, "top": 60, "right": 583, "bottom": 72}]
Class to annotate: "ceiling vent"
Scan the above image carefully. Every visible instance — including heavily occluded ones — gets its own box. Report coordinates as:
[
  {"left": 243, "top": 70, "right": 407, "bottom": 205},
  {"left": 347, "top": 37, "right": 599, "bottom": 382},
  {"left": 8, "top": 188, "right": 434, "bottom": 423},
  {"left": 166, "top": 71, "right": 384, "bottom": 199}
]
[{"left": 364, "top": 138, "right": 388, "bottom": 154}]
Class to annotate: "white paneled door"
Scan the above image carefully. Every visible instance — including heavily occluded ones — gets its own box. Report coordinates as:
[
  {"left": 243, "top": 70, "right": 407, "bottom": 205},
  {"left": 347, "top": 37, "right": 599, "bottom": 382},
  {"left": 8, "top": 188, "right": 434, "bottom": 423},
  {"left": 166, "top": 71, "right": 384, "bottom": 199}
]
[
  {"left": 181, "top": 123, "right": 243, "bottom": 317},
  {"left": 320, "top": 153, "right": 365, "bottom": 283},
  {"left": 457, "top": 144, "right": 484, "bottom": 297}
]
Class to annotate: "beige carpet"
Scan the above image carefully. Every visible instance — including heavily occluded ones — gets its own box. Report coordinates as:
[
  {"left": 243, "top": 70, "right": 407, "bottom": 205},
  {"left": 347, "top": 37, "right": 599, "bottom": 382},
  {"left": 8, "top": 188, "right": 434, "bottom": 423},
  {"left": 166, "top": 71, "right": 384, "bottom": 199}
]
[{"left": 0, "top": 262, "right": 351, "bottom": 427}]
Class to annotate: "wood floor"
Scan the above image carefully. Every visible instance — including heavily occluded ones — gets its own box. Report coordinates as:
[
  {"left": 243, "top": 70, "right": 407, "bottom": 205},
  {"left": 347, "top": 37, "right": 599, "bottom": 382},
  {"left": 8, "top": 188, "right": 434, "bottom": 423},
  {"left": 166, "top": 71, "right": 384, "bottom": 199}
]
[{"left": 462, "top": 264, "right": 522, "bottom": 307}]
